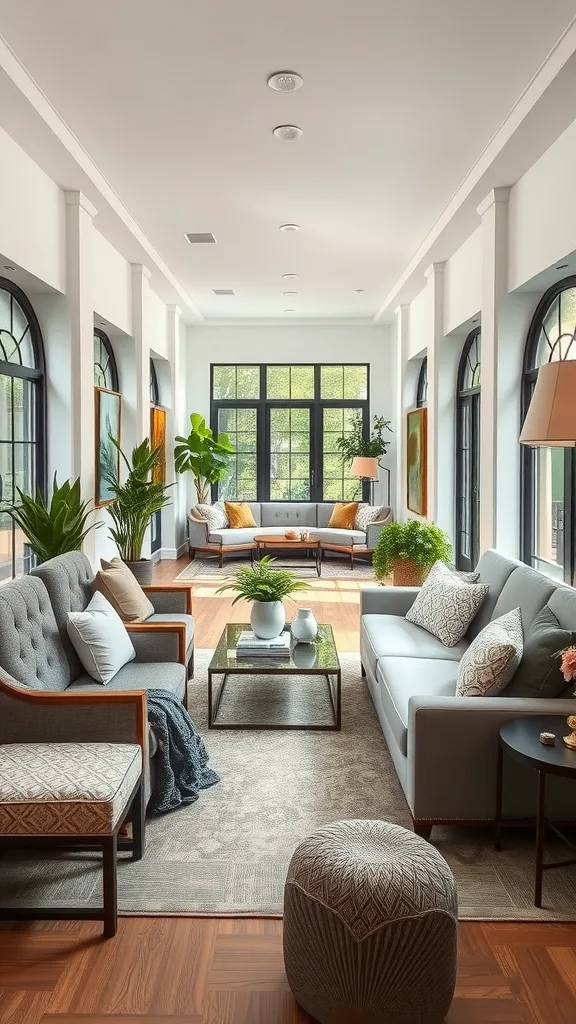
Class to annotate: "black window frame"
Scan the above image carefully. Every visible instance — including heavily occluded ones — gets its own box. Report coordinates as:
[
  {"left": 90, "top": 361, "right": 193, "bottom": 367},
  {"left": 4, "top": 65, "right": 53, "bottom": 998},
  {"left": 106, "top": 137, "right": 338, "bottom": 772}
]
[
  {"left": 455, "top": 327, "right": 481, "bottom": 572},
  {"left": 93, "top": 328, "right": 119, "bottom": 392},
  {"left": 416, "top": 357, "right": 428, "bottom": 408},
  {"left": 210, "top": 363, "right": 370, "bottom": 503},
  {"left": 150, "top": 357, "right": 160, "bottom": 407},
  {"left": 0, "top": 276, "right": 47, "bottom": 580},
  {"left": 520, "top": 276, "right": 576, "bottom": 586},
  {"left": 149, "top": 358, "right": 162, "bottom": 553}
]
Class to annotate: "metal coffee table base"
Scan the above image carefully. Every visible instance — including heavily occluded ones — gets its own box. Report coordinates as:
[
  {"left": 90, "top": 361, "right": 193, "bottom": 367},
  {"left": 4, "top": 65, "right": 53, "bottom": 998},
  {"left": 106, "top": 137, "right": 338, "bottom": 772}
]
[{"left": 208, "top": 669, "right": 342, "bottom": 731}]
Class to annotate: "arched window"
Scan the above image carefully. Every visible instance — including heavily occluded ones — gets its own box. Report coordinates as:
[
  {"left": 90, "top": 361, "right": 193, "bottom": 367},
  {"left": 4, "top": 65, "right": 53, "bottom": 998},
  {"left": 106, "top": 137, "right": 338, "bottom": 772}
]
[
  {"left": 0, "top": 278, "right": 46, "bottom": 581},
  {"left": 149, "top": 358, "right": 162, "bottom": 553},
  {"left": 456, "top": 328, "right": 481, "bottom": 572},
  {"left": 150, "top": 358, "right": 160, "bottom": 406},
  {"left": 521, "top": 278, "right": 576, "bottom": 584},
  {"left": 93, "top": 329, "right": 118, "bottom": 391},
  {"left": 416, "top": 357, "right": 427, "bottom": 408}
]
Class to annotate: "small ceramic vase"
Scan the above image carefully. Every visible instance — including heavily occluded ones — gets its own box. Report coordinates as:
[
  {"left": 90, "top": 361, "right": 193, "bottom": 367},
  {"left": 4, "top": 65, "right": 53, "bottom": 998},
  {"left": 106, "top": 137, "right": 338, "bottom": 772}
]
[{"left": 291, "top": 608, "right": 318, "bottom": 643}]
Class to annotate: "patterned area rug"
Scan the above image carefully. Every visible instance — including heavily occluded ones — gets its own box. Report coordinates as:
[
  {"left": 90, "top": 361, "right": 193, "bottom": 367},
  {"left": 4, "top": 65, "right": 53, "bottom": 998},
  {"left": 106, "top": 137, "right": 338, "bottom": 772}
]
[
  {"left": 2, "top": 651, "right": 576, "bottom": 921},
  {"left": 175, "top": 555, "right": 375, "bottom": 581}
]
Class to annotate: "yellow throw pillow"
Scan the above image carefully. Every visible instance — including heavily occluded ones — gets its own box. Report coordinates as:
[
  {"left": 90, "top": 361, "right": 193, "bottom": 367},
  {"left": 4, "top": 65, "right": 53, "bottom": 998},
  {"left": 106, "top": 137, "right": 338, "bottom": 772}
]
[
  {"left": 95, "top": 557, "right": 155, "bottom": 623},
  {"left": 224, "top": 501, "right": 257, "bottom": 529},
  {"left": 328, "top": 502, "right": 360, "bottom": 530}
]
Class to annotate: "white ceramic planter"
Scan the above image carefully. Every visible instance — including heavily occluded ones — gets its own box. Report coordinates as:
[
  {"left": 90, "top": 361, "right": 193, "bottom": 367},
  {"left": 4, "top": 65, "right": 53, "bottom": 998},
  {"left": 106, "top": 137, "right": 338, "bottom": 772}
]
[
  {"left": 250, "top": 600, "right": 285, "bottom": 640},
  {"left": 291, "top": 608, "right": 318, "bottom": 643}
]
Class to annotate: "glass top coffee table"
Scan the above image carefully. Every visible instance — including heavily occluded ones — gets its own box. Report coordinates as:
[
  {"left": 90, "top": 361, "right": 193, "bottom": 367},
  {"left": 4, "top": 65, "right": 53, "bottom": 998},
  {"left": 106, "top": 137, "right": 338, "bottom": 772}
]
[{"left": 207, "top": 622, "right": 341, "bottom": 731}]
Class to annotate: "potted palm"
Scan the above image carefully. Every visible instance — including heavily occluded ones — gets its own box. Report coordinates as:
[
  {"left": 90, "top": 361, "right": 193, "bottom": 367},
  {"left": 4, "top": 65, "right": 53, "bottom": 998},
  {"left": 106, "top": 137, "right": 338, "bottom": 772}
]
[
  {"left": 2, "top": 475, "right": 98, "bottom": 565},
  {"left": 174, "top": 413, "right": 235, "bottom": 505},
  {"left": 216, "top": 556, "right": 310, "bottom": 638},
  {"left": 105, "top": 438, "right": 171, "bottom": 584},
  {"left": 373, "top": 519, "right": 452, "bottom": 586}
]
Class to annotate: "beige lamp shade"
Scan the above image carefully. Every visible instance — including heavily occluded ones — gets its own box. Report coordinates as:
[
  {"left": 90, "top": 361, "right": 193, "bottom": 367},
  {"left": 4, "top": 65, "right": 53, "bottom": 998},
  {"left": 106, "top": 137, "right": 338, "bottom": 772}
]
[
  {"left": 519, "top": 360, "right": 576, "bottom": 447},
  {"left": 351, "top": 456, "right": 379, "bottom": 479}
]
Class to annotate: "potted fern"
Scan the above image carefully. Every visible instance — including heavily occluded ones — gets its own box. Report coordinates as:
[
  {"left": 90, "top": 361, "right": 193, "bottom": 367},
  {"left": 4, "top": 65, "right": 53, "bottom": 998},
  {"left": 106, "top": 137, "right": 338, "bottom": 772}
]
[
  {"left": 216, "top": 556, "right": 309, "bottom": 638},
  {"left": 2, "top": 475, "right": 97, "bottom": 565},
  {"left": 373, "top": 519, "right": 452, "bottom": 586},
  {"left": 105, "top": 438, "right": 171, "bottom": 584}
]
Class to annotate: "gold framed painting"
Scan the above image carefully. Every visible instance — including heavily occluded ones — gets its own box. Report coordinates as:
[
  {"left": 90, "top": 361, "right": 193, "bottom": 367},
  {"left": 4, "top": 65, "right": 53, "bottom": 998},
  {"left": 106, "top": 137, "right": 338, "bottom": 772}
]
[
  {"left": 150, "top": 406, "right": 167, "bottom": 484},
  {"left": 95, "top": 387, "right": 122, "bottom": 506},
  {"left": 406, "top": 407, "right": 427, "bottom": 517}
]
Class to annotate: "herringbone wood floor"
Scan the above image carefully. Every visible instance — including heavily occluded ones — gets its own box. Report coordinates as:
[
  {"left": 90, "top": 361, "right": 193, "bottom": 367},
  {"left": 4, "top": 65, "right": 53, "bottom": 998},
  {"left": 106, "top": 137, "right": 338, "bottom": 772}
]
[{"left": 1, "top": 555, "right": 574, "bottom": 1023}]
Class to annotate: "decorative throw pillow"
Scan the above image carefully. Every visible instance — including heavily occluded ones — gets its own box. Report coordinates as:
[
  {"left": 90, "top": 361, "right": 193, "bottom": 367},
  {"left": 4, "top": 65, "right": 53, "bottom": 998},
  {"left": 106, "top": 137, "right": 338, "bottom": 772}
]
[
  {"left": 67, "top": 591, "right": 135, "bottom": 685},
  {"left": 96, "top": 557, "right": 155, "bottom": 623},
  {"left": 355, "top": 504, "right": 385, "bottom": 531},
  {"left": 328, "top": 502, "right": 360, "bottom": 530},
  {"left": 224, "top": 501, "right": 257, "bottom": 529},
  {"left": 197, "top": 500, "right": 228, "bottom": 531},
  {"left": 456, "top": 608, "right": 523, "bottom": 697},
  {"left": 502, "top": 605, "right": 575, "bottom": 698},
  {"left": 406, "top": 560, "right": 489, "bottom": 647}
]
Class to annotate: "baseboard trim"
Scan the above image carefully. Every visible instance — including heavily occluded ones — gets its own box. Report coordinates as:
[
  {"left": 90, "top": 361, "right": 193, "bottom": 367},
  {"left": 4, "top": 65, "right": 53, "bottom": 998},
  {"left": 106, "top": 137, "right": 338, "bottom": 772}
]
[{"left": 158, "top": 542, "right": 188, "bottom": 560}]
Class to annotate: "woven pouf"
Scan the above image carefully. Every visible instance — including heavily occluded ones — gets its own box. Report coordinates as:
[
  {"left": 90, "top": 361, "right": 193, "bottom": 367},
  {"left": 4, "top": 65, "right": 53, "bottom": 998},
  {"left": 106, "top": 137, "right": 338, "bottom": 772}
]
[{"left": 283, "top": 820, "right": 458, "bottom": 1024}]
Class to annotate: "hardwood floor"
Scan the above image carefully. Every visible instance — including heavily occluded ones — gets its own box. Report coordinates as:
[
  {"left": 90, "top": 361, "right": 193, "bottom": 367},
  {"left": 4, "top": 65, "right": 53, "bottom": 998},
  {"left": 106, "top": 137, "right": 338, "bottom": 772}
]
[{"left": 1, "top": 554, "right": 574, "bottom": 1023}]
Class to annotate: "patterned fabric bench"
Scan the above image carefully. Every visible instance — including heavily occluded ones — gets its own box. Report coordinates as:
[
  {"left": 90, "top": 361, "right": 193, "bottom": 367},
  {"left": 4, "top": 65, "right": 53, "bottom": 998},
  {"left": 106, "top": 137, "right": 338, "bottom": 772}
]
[{"left": 0, "top": 742, "right": 145, "bottom": 938}]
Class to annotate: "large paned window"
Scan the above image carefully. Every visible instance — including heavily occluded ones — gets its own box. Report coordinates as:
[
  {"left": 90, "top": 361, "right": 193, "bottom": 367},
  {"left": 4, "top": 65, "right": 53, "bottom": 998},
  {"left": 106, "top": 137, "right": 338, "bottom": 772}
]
[
  {"left": 456, "top": 328, "right": 481, "bottom": 572},
  {"left": 521, "top": 278, "right": 576, "bottom": 584},
  {"left": 93, "top": 329, "right": 118, "bottom": 391},
  {"left": 211, "top": 364, "right": 369, "bottom": 502},
  {"left": 416, "top": 357, "right": 427, "bottom": 408},
  {"left": 0, "top": 279, "right": 46, "bottom": 583},
  {"left": 150, "top": 358, "right": 161, "bottom": 553}
]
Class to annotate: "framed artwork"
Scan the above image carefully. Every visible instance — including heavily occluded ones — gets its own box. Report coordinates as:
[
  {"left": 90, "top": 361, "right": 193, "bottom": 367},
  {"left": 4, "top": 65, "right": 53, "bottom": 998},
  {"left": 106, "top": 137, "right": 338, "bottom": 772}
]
[
  {"left": 150, "top": 406, "right": 167, "bottom": 484},
  {"left": 95, "top": 387, "right": 121, "bottom": 506},
  {"left": 406, "top": 407, "right": 427, "bottom": 516}
]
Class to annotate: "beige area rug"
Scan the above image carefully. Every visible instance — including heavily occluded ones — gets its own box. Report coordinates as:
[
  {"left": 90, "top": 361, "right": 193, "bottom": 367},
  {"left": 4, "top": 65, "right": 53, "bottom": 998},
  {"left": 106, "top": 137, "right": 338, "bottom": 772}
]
[
  {"left": 175, "top": 555, "right": 375, "bottom": 581},
  {"left": 2, "top": 651, "right": 576, "bottom": 921}
]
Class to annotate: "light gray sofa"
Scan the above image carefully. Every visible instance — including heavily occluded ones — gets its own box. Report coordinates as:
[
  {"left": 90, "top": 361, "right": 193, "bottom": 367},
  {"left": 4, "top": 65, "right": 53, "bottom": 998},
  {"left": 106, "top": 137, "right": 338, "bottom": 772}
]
[
  {"left": 0, "top": 552, "right": 195, "bottom": 802},
  {"left": 360, "top": 549, "right": 576, "bottom": 837},
  {"left": 188, "top": 501, "right": 392, "bottom": 565}
]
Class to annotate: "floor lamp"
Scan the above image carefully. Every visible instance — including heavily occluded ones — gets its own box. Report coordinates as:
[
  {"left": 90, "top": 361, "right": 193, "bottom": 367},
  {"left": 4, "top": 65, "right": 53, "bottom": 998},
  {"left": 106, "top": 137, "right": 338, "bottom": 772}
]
[{"left": 351, "top": 457, "right": 380, "bottom": 505}]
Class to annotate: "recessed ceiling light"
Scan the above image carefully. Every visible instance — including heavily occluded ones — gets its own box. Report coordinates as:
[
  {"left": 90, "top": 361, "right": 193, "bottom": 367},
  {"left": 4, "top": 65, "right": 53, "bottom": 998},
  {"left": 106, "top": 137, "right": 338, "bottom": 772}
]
[
  {"left": 353, "top": 289, "right": 365, "bottom": 294},
  {"left": 3, "top": 265, "right": 16, "bottom": 271},
  {"left": 212, "top": 288, "right": 235, "bottom": 296},
  {"left": 284, "top": 308, "right": 296, "bottom": 313},
  {"left": 282, "top": 273, "right": 299, "bottom": 279},
  {"left": 184, "top": 232, "right": 216, "bottom": 244},
  {"left": 283, "top": 291, "right": 297, "bottom": 295},
  {"left": 267, "top": 71, "right": 304, "bottom": 93},
  {"left": 279, "top": 223, "right": 300, "bottom": 232},
  {"left": 273, "top": 125, "right": 302, "bottom": 141},
  {"left": 556, "top": 263, "right": 569, "bottom": 270}
]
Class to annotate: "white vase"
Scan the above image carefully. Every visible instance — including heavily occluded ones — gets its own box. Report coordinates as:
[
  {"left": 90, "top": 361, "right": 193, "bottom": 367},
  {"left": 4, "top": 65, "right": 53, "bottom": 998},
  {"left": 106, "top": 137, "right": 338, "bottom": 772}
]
[
  {"left": 291, "top": 608, "right": 318, "bottom": 643},
  {"left": 250, "top": 600, "right": 285, "bottom": 640}
]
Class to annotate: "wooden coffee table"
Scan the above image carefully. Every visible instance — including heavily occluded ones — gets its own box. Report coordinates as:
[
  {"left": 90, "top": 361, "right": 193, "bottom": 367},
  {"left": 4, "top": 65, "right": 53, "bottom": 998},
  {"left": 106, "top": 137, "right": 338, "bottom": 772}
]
[{"left": 255, "top": 534, "right": 322, "bottom": 577}]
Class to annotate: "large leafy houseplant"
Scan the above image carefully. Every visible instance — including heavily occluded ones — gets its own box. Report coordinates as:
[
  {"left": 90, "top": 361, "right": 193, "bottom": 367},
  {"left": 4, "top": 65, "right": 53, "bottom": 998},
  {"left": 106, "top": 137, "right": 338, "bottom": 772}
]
[
  {"left": 105, "top": 438, "right": 171, "bottom": 583},
  {"left": 174, "top": 413, "right": 235, "bottom": 505},
  {"left": 1, "top": 475, "right": 97, "bottom": 564},
  {"left": 216, "top": 556, "right": 310, "bottom": 638},
  {"left": 373, "top": 519, "right": 452, "bottom": 586},
  {"left": 336, "top": 413, "right": 393, "bottom": 468}
]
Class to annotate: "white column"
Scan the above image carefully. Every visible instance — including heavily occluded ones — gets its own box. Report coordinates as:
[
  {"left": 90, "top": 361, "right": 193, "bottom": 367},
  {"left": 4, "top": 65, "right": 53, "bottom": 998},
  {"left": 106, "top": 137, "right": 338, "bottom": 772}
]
[
  {"left": 424, "top": 262, "right": 445, "bottom": 523},
  {"left": 131, "top": 263, "right": 152, "bottom": 445},
  {"left": 393, "top": 304, "right": 410, "bottom": 521},
  {"left": 164, "top": 305, "right": 186, "bottom": 556},
  {"left": 477, "top": 187, "right": 510, "bottom": 553},
  {"left": 65, "top": 190, "right": 97, "bottom": 563}
]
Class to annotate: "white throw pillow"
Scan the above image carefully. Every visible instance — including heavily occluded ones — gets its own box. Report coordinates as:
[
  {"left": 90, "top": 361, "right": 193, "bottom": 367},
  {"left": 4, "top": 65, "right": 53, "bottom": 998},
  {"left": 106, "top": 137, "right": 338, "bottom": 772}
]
[
  {"left": 197, "top": 500, "right": 228, "bottom": 531},
  {"left": 67, "top": 591, "right": 136, "bottom": 685},
  {"left": 406, "top": 560, "right": 489, "bottom": 647},
  {"left": 456, "top": 608, "right": 523, "bottom": 697},
  {"left": 355, "top": 504, "right": 385, "bottom": 531}
]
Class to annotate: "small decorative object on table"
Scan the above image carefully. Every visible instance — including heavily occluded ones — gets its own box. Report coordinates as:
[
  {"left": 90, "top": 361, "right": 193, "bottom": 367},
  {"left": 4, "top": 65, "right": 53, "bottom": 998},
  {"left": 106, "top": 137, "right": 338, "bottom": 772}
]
[
  {"left": 540, "top": 732, "right": 556, "bottom": 746},
  {"left": 291, "top": 608, "right": 318, "bottom": 643},
  {"left": 285, "top": 529, "right": 298, "bottom": 540},
  {"left": 559, "top": 644, "right": 576, "bottom": 749},
  {"left": 299, "top": 530, "right": 310, "bottom": 541}
]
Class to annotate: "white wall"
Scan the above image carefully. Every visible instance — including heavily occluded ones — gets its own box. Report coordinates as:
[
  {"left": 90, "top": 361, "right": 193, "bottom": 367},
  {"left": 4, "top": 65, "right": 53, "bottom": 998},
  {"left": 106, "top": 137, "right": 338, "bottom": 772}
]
[
  {"left": 92, "top": 229, "right": 132, "bottom": 335},
  {"left": 444, "top": 227, "right": 482, "bottom": 335},
  {"left": 187, "top": 325, "right": 396, "bottom": 510},
  {"left": 149, "top": 289, "right": 168, "bottom": 358},
  {"left": 407, "top": 288, "right": 429, "bottom": 359}
]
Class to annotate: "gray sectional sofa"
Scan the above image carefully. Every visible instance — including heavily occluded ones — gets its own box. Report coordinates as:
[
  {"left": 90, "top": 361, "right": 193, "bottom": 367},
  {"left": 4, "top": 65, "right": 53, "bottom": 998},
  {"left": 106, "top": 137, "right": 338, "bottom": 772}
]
[
  {"left": 188, "top": 501, "right": 392, "bottom": 564},
  {"left": 360, "top": 549, "right": 576, "bottom": 836}
]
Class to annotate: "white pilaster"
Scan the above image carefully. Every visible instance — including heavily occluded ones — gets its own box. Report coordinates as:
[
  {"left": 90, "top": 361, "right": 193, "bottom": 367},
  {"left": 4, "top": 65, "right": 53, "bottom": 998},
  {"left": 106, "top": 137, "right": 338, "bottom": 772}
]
[
  {"left": 131, "top": 263, "right": 152, "bottom": 445},
  {"left": 164, "top": 305, "right": 186, "bottom": 555},
  {"left": 424, "top": 262, "right": 445, "bottom": 523},
  {"left": 65, "top": 190, "right": 97, "bottom": 563},
  {"left": 477, "top": 187, "right": 510, "bottom": 553},
  {"left": 394, "top": 304, "right": 410, "bottom": 521}
]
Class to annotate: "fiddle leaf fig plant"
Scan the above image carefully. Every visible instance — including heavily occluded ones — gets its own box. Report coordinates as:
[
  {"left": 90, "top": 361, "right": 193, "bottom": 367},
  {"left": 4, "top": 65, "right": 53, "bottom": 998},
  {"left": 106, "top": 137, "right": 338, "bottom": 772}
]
[{"left": 174, "top": 413, "right": 235, "bottom": 505}]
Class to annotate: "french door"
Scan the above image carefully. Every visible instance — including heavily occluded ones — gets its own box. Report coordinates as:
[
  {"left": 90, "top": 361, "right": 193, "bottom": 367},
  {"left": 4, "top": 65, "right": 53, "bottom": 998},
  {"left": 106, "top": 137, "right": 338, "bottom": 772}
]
[{"left": 456, "top": 392, "right": 480, "bottom": 572}]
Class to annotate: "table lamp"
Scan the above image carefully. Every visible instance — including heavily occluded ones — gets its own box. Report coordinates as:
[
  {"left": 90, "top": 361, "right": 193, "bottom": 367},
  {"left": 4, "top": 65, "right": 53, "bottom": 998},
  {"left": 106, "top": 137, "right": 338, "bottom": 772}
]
[{"left": 351, "top": 457, "right": 379, "bottom": 504}]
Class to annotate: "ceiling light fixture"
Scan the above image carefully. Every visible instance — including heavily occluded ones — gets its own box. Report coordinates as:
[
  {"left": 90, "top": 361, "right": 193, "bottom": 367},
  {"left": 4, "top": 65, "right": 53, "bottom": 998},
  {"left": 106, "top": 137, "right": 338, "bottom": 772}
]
[
  {"left": 556, "top": 264, "right": 569, "bottom": 270},
  {"left": 284, "top": 308, "right": 296, "bottom": 313},
  {"left": 283, "top": 291, "right": 297, "bottom": 295},
  {"left": 267, "top": 71, "right": 304, "bottom": 93},
  {"left": 212, "top": 288, "right": 235, "bottom": 295},
  {"left": 3, "top": 265, "right": 16, "bottom": 271},
  {"left": 353, "top": 289, "right": 364, "bottom": 294},
  {"left": 279, "top": 223, "right": 300, "bottom": 232},
  {"left": 282, "top": 273, "right": 298, "bottom": 279},
  {"left": 184, "top": 232, "right": 216, "bottom": 244},
  {"left": 273, "top": 125, "right": 302, "bottom": 141}
]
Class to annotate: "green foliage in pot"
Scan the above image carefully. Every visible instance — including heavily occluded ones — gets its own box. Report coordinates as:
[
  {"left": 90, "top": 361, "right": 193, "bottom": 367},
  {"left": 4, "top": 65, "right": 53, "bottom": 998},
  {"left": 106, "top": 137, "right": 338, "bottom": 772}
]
[
  {"left": 174, "top": 413, "right": 235, "bottom": 505},
  {"left": 1, "top": 475, "right": 97, "bottom": 564},
  {"left": 105, "top": 438, "right": 171, "bottom": 562},
  {"left": 336, "top": 412, "right": 393, "bottom": 467},
  {"left": 216, "top": 556, "right": 310, "bottom": 604},
  {"left": 373, "top": 519, "right": 452, "bottom": 581}
]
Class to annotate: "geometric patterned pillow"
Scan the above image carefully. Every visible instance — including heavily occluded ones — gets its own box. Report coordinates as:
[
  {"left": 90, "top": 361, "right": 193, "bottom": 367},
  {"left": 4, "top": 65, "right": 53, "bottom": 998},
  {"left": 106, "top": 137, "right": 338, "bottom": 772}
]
[
  {"left": 197, "top": 500, "right": 228, "bottom": 531},
  {"left": 456, "top": 608, "right": 523, "bottom": 697},
  {"left": 354, "top": 504, "right": 385, "bottom": 531},
  {"left": 406, "top": 560, "right": 489, "bottom": 647}
]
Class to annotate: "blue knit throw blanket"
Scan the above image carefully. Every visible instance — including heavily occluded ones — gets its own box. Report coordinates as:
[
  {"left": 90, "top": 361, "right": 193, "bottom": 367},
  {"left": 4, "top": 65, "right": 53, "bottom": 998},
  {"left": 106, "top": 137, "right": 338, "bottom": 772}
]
[{"left": 147, "top": 689, "right": 220, "bottom": 814}]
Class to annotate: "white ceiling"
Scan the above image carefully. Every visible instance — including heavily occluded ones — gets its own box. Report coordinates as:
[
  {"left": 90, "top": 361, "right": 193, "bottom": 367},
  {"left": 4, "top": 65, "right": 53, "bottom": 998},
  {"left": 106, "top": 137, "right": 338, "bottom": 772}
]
[{"left": 0, "top": 0, "right": 575, "bottom": 321}]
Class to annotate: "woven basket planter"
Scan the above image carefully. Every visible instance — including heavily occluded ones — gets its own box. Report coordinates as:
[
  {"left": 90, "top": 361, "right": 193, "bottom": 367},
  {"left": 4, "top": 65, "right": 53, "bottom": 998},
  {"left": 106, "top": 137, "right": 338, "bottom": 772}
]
[{"left": 392, "top": 559, "right": 427, "bottom": 587}]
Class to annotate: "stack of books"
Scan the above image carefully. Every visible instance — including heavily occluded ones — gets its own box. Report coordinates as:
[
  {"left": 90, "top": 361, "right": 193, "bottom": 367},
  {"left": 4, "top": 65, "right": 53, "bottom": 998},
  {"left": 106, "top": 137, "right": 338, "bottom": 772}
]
[{"left": 236, "top": 630, "right": 291, "bottom": 659}]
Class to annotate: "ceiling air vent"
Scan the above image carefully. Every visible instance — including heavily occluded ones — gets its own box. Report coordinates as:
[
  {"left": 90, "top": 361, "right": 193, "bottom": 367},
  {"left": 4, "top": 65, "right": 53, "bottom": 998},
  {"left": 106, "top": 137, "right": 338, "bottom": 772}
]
[
  {"left": 184, "top": 232, "right": 216, "bottom": 244},
  {"left": 212, "top": 288, "right": 235, "bottom": 296}
]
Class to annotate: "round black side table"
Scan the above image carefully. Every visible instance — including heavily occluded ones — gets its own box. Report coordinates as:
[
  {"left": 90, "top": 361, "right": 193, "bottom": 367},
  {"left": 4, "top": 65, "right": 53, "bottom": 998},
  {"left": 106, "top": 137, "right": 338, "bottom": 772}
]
[{"left": 495, "top": 715, "right": 576, "bottom": 908}]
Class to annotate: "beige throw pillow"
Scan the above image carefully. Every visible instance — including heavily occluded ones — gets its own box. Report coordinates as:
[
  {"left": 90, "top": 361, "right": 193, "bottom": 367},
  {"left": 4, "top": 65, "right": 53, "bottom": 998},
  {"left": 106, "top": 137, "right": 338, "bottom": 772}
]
[
  {"left": 456, "top": 608, "right": 523, "bottom": 697},
  {"left": 405, "top": 560, "right": 489, "bottom": 647},
  {"left": 96, "top": 557, "right": 155, "bottom": 622}
]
